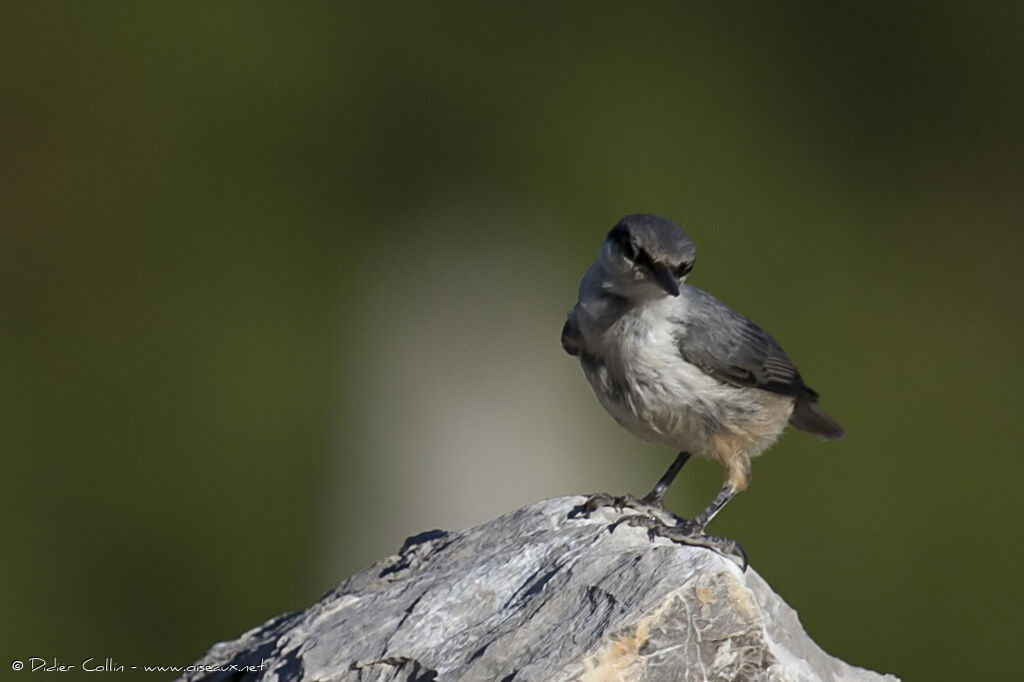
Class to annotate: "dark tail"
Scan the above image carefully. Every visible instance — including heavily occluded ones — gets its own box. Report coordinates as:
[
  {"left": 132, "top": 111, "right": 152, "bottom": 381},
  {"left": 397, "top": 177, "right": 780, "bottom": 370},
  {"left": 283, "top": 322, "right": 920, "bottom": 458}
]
[{"left": 789, "top": 397, "right": 845, "bottom": 440}]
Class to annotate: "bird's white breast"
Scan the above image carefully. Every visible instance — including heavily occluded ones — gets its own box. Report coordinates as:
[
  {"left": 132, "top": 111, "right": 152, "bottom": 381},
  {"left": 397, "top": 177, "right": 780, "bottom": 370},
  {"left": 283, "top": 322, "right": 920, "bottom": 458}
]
[{"left": 577, "top": 296, "right": 794, "bottom": 463}]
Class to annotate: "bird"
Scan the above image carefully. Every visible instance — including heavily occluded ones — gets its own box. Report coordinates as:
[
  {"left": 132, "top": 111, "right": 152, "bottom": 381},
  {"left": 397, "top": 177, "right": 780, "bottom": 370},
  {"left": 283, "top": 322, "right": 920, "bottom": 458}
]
[{"left": 562, "top": 214, "right": 843, "bottom": 567}]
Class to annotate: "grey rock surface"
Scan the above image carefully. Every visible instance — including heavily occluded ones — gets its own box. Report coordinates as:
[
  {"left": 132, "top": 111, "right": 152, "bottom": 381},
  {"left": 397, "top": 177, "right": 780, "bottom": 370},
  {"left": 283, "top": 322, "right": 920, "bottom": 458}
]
[{"left": 180, "top": 497, "right": 899, "bottom": 682}]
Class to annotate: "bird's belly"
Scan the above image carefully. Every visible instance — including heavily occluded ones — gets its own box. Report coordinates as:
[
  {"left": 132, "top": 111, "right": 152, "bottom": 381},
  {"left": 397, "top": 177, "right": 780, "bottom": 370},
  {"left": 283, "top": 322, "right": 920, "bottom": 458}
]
[{"left": 582, "top": 353, "right": 795, "bottom": 462}]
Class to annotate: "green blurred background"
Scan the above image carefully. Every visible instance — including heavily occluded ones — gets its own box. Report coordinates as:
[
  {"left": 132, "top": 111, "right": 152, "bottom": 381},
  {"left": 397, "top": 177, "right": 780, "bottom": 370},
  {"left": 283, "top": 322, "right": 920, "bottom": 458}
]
[{"left": 2, "top": 3, "right": 1021, "bottom": 680}]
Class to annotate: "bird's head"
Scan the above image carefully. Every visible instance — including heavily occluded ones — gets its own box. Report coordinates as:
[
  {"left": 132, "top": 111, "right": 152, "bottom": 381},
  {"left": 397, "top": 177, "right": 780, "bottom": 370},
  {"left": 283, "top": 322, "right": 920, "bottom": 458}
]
[{"left": 590, "top": 214, "right": 696, "bottom": 301}]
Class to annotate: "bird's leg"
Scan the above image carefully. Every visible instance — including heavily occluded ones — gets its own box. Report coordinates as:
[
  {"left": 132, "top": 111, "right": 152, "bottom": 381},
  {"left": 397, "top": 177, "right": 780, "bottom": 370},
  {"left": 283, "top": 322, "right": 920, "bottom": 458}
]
[
  {"left": 570, "top": 452, "right": 749, "bottom": 569},
  {"left": 685, "top": 483, "right": 736, "bottom": 534},
  {"left": 570, "top": 452, "right": 691, "bottom": 523},
  {"left": 641, "top": 451, "right": 691, "bottom": 507},
  {"left": 617, "top": 464, "right": 750, "bottom": 570}
]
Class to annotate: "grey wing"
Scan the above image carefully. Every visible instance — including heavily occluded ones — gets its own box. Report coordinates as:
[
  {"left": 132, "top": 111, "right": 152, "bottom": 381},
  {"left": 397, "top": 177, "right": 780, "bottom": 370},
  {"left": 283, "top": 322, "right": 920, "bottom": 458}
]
[
  {"left": 673, "top": 288, "right": 817, "bottom": 400},
  {"left": 674, "top": 288, "right": 845, "bottom": 439}
]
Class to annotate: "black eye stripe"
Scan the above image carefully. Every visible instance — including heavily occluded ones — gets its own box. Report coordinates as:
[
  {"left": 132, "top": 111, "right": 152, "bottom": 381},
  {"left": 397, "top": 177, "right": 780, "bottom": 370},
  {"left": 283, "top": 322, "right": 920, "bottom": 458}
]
[
  {"left": 633, "top": 249, "right": 655, "bottom": 270},
  {"left": 608, "top": 226, "right": 692, "bottom": 277}
]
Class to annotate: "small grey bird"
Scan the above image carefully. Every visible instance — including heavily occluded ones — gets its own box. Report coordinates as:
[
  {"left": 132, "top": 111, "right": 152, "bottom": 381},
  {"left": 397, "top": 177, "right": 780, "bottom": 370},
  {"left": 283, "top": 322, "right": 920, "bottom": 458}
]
[{"left": 563, "top": 214, "right": 843, "bottom": 566}]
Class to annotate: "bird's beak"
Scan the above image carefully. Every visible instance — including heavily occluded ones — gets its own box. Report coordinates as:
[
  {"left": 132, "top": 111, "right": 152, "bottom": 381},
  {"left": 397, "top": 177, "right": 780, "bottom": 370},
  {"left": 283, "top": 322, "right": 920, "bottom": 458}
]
[{"left": 650, "top": 262, "right": 681, "bottom": 296}]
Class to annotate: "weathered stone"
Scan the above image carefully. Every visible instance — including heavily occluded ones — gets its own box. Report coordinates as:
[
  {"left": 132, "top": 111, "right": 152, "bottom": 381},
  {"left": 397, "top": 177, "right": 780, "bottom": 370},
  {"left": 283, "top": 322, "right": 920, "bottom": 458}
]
[{"left": 180, "top": 497, "right": 899, "bottom": 682}]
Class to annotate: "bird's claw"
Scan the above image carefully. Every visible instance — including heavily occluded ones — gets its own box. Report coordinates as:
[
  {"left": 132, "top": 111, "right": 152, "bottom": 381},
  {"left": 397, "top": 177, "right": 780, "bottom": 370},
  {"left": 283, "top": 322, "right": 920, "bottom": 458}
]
[
  {"left": 570, "top": 492, "right": 682, "bottom": 526},
  {"left": 571, "top": 499, "right": 748, "bottom": 571},
  {"left": 616, "top": 514, "right": 748, "bottom": 571}
]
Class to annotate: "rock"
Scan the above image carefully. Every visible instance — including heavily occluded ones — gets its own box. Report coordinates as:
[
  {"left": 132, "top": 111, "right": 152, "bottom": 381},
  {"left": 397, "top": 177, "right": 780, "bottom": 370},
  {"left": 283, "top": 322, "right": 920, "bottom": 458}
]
[{"left": 179, "top": 497, "right": 899, "bottom": 682}]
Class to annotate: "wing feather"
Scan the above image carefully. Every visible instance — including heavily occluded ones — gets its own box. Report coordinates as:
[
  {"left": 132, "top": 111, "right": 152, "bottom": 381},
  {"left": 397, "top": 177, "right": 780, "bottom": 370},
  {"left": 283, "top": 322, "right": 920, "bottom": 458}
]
[{"left": 674, "top": 287, "right": 817, "bottom": 400}]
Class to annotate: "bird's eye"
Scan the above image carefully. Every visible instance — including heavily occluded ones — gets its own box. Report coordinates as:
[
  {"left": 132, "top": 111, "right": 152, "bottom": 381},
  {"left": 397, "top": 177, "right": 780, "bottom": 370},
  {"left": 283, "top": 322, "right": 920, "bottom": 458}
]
[
  {"left": 622, "top": 240, "right": 639, "bottom": 262},
  {"left": 674, "top": 262, "right": 693, "bottom": 277},
  {"left": 608, "top": 226, "right": 640, "bottom": 262}
]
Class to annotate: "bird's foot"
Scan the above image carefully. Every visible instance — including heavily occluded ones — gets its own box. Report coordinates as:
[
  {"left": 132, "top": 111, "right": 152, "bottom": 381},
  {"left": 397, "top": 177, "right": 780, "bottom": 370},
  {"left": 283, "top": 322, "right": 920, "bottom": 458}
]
[
  {"left": 569, "top": 492, "right": 682, "bottom": 526},
  {"left": 569, "top": 493, "right": 747, "bottom": 570},
  {"left": 614, "top": 515, "right": 748, "bottom": 571}
]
